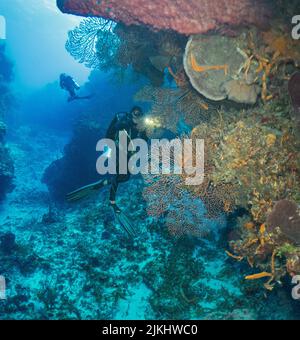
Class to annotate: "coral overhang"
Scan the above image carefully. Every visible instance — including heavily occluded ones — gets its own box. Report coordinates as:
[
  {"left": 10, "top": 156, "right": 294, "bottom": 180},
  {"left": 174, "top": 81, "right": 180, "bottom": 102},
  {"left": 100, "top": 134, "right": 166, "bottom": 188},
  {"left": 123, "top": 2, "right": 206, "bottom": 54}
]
[{"left": 57, "top": 0, "right": 271, "bottom": 35}]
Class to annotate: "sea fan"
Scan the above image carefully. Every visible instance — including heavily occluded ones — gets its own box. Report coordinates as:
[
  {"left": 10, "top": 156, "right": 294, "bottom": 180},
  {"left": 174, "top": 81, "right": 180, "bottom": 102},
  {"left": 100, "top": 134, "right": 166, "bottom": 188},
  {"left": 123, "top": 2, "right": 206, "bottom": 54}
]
[{"left": 66, "top": 18, "right": 119, "bottom": 70}]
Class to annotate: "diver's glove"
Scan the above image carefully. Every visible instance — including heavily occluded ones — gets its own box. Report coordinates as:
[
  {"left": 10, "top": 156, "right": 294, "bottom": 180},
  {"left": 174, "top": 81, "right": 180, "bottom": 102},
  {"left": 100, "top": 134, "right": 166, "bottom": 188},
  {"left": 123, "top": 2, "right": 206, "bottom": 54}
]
[{"left": 110, "top": 202, "right": 137, "bottom": 238}]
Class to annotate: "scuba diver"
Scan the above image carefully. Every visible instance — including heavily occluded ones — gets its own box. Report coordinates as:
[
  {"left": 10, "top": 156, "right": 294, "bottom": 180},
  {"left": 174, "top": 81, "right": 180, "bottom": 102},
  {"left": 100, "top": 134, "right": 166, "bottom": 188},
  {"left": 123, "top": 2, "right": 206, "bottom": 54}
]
[
  {"left": 66, "top": 106, "right": 148, "bottom": 237},
  {"left": 60, "top": 73, "right": 93, "bottom": 102}
]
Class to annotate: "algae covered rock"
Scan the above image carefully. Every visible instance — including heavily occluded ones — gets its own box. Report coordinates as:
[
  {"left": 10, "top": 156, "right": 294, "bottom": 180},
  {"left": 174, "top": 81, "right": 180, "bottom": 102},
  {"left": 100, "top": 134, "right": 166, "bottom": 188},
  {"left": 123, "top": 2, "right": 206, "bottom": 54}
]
[
  {"left": 43, "top": 114, "right": 106, "bottom": 201},
  {"left": 0, "top": 121, "right": 15, "bottom": 201},
  {"left": 0, "top": 144, "right": 14, "bottom": 200},
  {"left": 183, "top": 33, "right": 261, "bottom": 104},
  {"left": 0, "top": 121, "right": 7, "bottom": 142}
]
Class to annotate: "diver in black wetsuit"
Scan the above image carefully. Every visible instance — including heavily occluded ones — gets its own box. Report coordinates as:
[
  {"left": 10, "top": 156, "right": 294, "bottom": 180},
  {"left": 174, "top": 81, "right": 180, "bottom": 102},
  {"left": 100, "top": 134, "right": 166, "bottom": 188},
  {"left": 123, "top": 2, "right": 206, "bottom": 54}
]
[
  {"left": 67, "top": 106, "right": 147, "bottom": 236},
  {"left": 60, "top": 73, "right": 92, "bottom": 102}
]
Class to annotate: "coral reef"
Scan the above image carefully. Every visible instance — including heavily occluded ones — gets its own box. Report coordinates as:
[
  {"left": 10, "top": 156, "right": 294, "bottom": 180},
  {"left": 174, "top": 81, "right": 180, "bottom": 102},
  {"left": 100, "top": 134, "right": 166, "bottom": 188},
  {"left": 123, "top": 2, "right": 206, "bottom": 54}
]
[
  {"left": 140, "top": 81, "right": 300, "bottom": 291},
  {"left": 57, "top": 0, "right": 271, "bottom": 35},
  {"left": 184, "top": 26, "right": 299, "bottom": 106},
  {"left": 210, "top": 114, "right": 300, "bottom": 223},
  {"left": 221, "top": 94, "right": 300, "bottom": 291},
  {"left": 262, "top": 28, "right": 300, "bottom": 68},
  {"left": 134, "top": 85, "right": 213, "bottom": 134},
  {"left": 113, "top": 24, "right": 185, "bottom": 86},
  {"left": 66, "top": 18, "right": 119, "bottom": 70},
  {"left": 184, "top": 32, "right": 261, "bottom": 103},
  {"left": 1, "top": 0, "right": 300, "bottom": 321},
  {"left": 266, "top": 200, "right": 300, "bottom": 246},
  {"left": 227, "top": 199, "right": 300, "bottom": 291},
  {"left": 63, "top": 4, "right": 300, "bottom": 300},
  {"left": 143, "top": 172, "right": 213, "bottom": 238},
  {"left": 1, "top": 125, "right": 299, "bottom": 319},
  {"left": 66, "top": 20, "right": 186, "bottom": 86}
]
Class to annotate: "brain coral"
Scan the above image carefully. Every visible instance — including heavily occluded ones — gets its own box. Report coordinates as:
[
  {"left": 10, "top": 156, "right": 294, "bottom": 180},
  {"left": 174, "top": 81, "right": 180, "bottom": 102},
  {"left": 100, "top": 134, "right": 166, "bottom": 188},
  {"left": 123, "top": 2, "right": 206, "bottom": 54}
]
[{"left": 57, "top": 0, "right": 271, "bottom": 35}]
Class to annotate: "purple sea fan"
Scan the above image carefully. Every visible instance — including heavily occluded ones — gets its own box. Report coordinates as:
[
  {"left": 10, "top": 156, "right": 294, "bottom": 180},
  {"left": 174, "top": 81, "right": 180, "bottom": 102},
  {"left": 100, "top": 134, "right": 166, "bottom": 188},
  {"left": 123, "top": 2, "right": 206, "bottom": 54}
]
[{"left": 143, "top": 173, "right": 216, "bottom": 238}]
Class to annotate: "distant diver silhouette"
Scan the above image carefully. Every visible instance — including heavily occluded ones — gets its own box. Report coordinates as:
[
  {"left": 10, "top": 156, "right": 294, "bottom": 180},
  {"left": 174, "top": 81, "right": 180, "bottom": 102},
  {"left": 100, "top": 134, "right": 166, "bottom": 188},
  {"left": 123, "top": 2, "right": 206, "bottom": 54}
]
[
  {"left": 59, "top": 73, "right": 93, "bottom": 102},
  {"left": 67, "top": 107, "right": 147, "bottom": 237}
]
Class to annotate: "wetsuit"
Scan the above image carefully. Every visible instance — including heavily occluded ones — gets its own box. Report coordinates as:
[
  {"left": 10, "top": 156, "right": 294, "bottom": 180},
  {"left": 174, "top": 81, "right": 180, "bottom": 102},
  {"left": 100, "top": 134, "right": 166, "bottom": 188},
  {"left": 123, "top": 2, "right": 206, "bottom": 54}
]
[
  {"left": 66, "top": 110, "right": 146, "bottom": 236},
  {"left": 105, "top": 112, "right": 148, "bottom": 203},
  {"left": 60, "top": 75, "right": 80, "bottom": 100}
]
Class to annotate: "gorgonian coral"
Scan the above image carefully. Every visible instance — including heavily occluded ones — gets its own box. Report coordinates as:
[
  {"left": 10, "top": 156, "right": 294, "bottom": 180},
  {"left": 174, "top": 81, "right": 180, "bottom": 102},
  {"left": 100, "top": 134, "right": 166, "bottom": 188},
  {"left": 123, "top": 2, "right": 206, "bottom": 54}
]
[
  {"left": 143, "top": 173, "right": 211, "bottom": 238},
  {"left": 66, "top": 18, "right": 119, "bottom": 70},
  {"left": 67, "top": 18, "right": 186, "bottom": 85},
  {"left": 134, "top": 85, "right": 213, "bottom": 134},
  {"left": 115, "top": 24, "right": 186, "bottom": 85},
  {"left": 142, "top": 132, "right": 229, "bottom": 238}
]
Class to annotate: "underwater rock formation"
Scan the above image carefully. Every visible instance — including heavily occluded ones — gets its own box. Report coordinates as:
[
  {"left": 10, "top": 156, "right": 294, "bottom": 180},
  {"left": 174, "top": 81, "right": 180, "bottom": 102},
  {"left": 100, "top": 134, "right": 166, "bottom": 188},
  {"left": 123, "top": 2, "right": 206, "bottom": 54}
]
[
  {"left": 0, "top": 121, "right": 6, "bottom": 142},
  {"left": 0, "top": 145, "right": 14, "bottom": 200},
  {"left": 183, "top": 33, "right": 261, "bottom": 104},
  {"left": 0, "top": 44, "right": 15, "bottom": 200},
  {"left": 57, "top": 0, "right": 270, "bottom": 35},
  {"left": 0, "top": 232, "right": 16, "bottom": 255},
  {"left": 43, "top": 114, "right": 106, "bottom": 201}
]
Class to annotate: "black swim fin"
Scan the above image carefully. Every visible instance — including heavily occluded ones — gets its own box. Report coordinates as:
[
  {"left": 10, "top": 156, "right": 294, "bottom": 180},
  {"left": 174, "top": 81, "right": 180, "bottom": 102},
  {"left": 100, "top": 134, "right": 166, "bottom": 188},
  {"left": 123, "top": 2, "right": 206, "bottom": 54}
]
[
  {"left": 68, "top": 94, "right": 94, "bottom": 102},
  {"left": 113, "top": 206, "right": 137, "bottom": 237},
  {"left": 67, "top": 180, "right": 106, "bottom": 202}
]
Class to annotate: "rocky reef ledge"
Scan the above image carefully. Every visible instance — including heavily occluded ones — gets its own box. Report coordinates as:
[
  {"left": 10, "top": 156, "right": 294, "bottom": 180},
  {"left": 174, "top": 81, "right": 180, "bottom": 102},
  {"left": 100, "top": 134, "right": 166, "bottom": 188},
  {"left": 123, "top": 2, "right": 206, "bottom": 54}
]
[
  {"left": 56, "top": 0, "right": 271, "bottom": 35},
  {"left": 0, "top": 133, "right": 14, "bottom": 200}
]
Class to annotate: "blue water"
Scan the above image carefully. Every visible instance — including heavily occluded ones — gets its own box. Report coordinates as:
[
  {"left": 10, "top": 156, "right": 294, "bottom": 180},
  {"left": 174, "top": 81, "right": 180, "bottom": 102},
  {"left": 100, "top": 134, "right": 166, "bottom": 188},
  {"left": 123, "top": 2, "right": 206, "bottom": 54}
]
[{"left": 0, "top": 0, "right": 299, "bottom": 320}]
